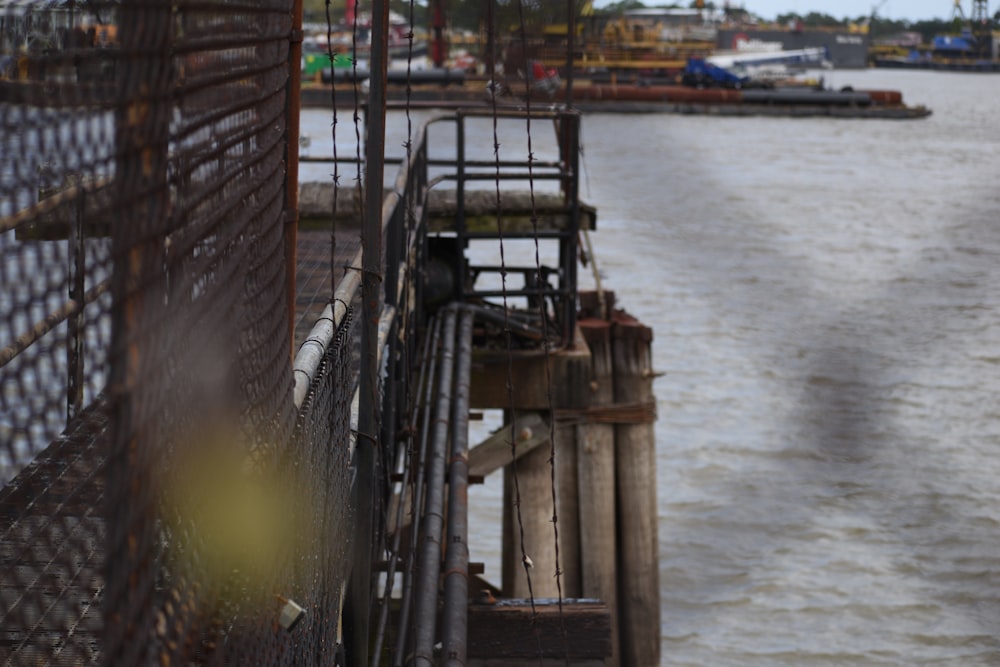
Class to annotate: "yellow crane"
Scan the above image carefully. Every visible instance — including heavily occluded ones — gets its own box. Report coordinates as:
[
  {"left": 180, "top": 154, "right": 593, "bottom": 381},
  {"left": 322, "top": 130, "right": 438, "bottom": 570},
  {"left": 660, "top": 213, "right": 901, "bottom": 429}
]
[
  {"left": 952, "top": 0, "right": 967, "bottom": 21},
  {"left": 970, "top": 0, "right": 991, "bottom": 25},
  {"left": 950, "top": 1, "right": 993, "bottom": 57},
  {"left": 951, "top": 0, "right": 991, "bottom": 23}
]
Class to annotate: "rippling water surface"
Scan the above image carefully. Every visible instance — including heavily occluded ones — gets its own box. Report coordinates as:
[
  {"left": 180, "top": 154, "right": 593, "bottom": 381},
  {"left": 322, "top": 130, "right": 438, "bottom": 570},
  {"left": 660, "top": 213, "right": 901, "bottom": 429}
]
[
  {"left": 577, "top": 70, "right": 1000, "bottom": 666},
  {"left": 303, "top": 70, "right": 1000, "bottom": 665}
]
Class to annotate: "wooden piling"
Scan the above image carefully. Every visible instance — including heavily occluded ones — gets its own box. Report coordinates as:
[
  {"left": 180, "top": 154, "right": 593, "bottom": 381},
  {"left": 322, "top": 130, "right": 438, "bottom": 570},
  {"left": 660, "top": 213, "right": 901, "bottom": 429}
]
[
  {"left": 577, "top": 318, "right": 620, "bottom": 667},
  {"left": 471, "top": 334, "right": 590, "bottom": 601},
  {"left": 503, "top": 419, "right": 579, "bottom": 599},
  {"left": 555, "top": 421, "right": 582, "bottom": 598},
  {"left": 503, "top": 431, "right": 554, "bottom": 598},
  {"left": 467, "top": 312, "right": 660, "bottom": 665},
  {"left": 612, "top": 314, "right": 660, "bottom": 667}
]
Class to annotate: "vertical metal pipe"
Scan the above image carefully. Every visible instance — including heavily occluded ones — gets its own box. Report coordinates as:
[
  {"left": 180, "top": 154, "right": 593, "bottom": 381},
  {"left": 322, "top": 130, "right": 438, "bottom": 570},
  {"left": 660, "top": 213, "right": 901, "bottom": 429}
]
[
  {"left": 441, "top": 308, "right": 474, "bottom": 666},
  {"left": 565, "top": 112, "right": 581, "bottom": 342},
  {"left": 351, "top": 0, "right": 390, "bottom": 662},
  {"left": 286, "top": 0, "right": 304, "bottom": 360},
  {"left": 455, "top": 115, "right": 466, "bottom": 302},
  {"left": 105, "top": 0, "right": 172, "bottom": 661},
  {"left": 412, "top": 307, "right": 458, "bottom": 667},
  {"left": 67, "top": 188, "right": 85, "bottom": 419},
  {"left": 565, "top": 0, "right": 576, "bottom": 104},
  {"left": 360, "top": 0, "right": 389, "bottom": 454},
  {"left": 486, "top": 0, "right": 495, "bottom": 78}
]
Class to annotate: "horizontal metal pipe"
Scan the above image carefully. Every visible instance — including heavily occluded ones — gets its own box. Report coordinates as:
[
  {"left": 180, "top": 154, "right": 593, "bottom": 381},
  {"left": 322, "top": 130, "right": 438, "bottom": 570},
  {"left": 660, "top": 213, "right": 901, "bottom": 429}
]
[
  {"left": 292, "top": 250, "right": 361, "bottom": 408},
  {"left": 0, "top": 176, "right": 113, "bottom": 234},
  {"left": 461, "top": 303, "right": 545, "bottom": 341},
  {"left": 298, "top": 155, "right": 403, "bottom": 165},
  {"left": 293, "top": 117, "right": 431, "bottom": 411},
  {"left": 460, "top": 231, "right": 572, "bottom": 240},
  {"left": 0, "top": 279, "right": 110, "bottom": 367},
  {"left": 447, "top": 172, "right": 567, "bottom": 181},
  {"left": 429, "top": 159, "right": 562, "bottom": 169},
  {"left": 293, "top": 120, "right": 431, "bottom": 408},
  {"left": 449, "top": 107, "right": 573, "bottom": 120},
  {"left": 467, "top": 288, "right": 568, "bottom": 299}
]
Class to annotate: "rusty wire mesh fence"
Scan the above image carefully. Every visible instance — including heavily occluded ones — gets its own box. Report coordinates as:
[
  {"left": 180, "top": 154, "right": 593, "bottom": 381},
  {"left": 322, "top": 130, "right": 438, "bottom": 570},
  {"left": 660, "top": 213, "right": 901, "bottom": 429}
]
[{"left": 1, "top": 0, "right": 357, "bottom": 663}]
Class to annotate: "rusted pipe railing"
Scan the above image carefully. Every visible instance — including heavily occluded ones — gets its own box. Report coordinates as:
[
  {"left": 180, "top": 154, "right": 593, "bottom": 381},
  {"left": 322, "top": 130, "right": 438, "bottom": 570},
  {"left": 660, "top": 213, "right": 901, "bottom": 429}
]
[
  {"left": 0, "top": 280, "right": 110, "bottom": 367},
  {"left": 291, "top": 118, "right": 429, "bottom": 408},
  {"left": 292, "top": 259, "right": 360, "bottom": 409}
]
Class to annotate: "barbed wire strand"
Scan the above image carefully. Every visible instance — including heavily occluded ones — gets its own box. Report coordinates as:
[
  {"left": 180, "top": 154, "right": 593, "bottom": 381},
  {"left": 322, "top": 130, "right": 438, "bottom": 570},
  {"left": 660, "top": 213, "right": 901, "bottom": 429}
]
[
  {"left": 513, "top": 0, "right": 571, "bottom": 664},
  {"left": 486, "top": 1, "right": 545, "bottom": 662},
  {"left": 370, "top": 1, "right": 420, "bottom": 662}
]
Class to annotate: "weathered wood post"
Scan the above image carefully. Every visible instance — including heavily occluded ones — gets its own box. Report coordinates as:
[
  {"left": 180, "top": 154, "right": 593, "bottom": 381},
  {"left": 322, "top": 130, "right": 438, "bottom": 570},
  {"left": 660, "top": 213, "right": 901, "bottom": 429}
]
[
  {"left": 474, "top": 335, "right": 590, "bottom": 601},
  {"left": 503, "top": 429, "right": 556, "bottom": 598},
  {"left": 577, "top": 317, "right": 620, "bottom": 667},
  {"left": 613, "top": 313, "right": 660, "bottom": 666},
  {"left": 555, "top": 420, "right": 582, "bottom": 598},
  {"left": 502, "top": 418, "right": 581, "bottom": 599}
]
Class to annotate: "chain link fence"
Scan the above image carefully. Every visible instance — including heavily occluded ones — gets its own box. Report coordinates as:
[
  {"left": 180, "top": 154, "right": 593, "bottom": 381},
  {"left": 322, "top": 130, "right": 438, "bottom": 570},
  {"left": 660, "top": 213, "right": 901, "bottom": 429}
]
[{"left": 1, "top": 0, "right": 357, "bottom": 663}]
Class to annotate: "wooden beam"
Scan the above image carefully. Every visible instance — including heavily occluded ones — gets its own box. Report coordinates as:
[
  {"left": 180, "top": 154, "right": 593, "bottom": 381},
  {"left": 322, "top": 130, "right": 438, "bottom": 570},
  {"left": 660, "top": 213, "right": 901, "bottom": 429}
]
[
  {"left": 468, "top": 599, "right": 611, "bottom": 662},
  {"left": 468, "top": 412, "right": 550, "bottom": 478},
  {"left": 470, "top": 326, "right": 592, "bottom": 411}
]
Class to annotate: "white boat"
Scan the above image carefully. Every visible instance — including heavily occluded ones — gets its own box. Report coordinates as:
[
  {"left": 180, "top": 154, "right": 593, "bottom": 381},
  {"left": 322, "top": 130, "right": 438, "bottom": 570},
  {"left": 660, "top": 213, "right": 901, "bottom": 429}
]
[{"left": 707, "top": 46, "right": 831, "bottom": 70}]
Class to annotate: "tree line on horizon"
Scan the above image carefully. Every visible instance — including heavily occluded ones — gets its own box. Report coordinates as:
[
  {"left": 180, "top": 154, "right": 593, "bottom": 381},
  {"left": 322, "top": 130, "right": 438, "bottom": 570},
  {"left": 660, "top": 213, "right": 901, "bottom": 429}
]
[{"left": 303, "top": 0, "right": 986, "bottom": 45}]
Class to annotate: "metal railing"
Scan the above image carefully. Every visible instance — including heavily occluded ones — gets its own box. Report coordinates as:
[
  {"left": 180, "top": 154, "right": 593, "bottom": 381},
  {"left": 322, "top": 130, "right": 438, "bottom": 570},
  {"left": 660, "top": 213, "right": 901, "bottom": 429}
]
[{"left": 1, "top": 0, "right": 583, "bottom": 654}]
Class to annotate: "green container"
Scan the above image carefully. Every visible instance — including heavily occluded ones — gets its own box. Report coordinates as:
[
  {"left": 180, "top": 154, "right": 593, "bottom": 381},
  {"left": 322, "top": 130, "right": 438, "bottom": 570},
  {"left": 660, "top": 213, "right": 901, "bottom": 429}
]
[{"left": 302, "top": 52, "right": 355, "bottom": 76}]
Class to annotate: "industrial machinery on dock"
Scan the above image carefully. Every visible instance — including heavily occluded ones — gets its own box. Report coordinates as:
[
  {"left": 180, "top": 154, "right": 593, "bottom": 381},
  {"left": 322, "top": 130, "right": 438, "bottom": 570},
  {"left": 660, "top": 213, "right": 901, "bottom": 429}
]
[{"left": 872, "top": 0, "right": 1000, "bottom": 70}]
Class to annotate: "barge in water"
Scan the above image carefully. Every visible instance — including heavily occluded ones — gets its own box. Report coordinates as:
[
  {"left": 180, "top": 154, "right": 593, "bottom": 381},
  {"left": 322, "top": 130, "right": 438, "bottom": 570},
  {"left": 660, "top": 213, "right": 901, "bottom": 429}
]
[{"left": 299, "top": 78, "right": 932, "bottom": 119}]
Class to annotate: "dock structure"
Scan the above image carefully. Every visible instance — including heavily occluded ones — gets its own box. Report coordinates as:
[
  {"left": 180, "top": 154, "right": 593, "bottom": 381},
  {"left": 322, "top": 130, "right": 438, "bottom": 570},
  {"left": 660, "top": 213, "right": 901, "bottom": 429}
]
[{"left": 0, "top": 1, "right": 660, "bottom": 666}]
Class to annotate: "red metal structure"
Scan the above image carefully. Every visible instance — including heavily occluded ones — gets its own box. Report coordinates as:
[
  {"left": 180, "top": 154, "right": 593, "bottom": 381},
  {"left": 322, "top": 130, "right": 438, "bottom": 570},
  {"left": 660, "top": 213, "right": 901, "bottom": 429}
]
[{"left": 430, "top": 0, "right": 448, "bottom": 67}]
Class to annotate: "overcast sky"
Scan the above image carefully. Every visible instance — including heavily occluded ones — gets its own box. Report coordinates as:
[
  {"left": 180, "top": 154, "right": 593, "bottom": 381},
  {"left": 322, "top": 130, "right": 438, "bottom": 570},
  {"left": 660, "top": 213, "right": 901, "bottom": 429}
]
[
  {"left": 592, "top": 1, "right": 956, "bottom": 22},
  {"left": 738, "top": 1, "right": 951, "bottom": 21}
]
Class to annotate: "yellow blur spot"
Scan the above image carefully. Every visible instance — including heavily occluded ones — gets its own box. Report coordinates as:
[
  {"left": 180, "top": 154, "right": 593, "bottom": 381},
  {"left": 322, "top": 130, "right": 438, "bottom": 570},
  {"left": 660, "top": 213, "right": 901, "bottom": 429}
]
[{"left": 161, "top": 427, "right": 308, "bottom": 603}]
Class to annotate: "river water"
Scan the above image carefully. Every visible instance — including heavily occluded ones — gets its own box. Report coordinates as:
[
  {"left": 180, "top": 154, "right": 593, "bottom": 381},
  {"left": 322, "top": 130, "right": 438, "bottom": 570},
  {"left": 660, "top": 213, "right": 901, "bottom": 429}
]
[
  {"left": 301, "top": 70, "right": 1000, "bottom": 665},
  {"left": 582, "top": 70, "right": 1000, "bottom": 666}
]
